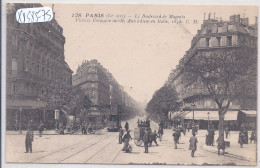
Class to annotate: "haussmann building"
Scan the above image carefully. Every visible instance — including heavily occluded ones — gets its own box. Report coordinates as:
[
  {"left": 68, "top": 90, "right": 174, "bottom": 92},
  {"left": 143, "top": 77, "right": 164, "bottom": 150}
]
[
  {"left": 166, "top": 14, "right": 257, "bottom": 130},
  {"left": 6, "top": 3, "right": 73, "bottom": 130}
]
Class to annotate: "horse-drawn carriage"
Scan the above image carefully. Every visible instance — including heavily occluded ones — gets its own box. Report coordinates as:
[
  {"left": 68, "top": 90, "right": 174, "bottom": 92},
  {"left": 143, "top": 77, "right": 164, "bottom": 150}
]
[{"left": 134, "top": 120, "right": 151, "bottom": 146}]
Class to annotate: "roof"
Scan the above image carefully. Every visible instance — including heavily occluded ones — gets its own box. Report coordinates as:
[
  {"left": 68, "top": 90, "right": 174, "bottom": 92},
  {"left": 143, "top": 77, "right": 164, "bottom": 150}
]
[{"left": 183, "top": 111, "right": 238, "bottom": 121}]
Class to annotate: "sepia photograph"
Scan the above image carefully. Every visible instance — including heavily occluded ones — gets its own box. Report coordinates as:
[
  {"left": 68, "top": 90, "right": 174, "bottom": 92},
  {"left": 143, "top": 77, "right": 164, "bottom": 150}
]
[{"left": 2, "top": 1, "right": 258, "bottom": 167}]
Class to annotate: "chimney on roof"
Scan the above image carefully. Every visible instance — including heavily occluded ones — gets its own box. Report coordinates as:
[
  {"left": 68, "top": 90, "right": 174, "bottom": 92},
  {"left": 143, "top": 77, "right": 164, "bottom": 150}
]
[
  {"left": 230, "top": 14, "right": 240, "bottom": 23},
  {"left": 241, "top": 18, "right": 249, "bottom": 26}
]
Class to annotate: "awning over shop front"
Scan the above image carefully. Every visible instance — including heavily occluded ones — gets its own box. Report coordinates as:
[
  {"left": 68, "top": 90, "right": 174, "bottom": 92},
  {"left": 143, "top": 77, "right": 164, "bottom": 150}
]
[
  {"left": 183, "top": 111, "right": 218, "bottom": 120},
  {"left": 225, "top": 111, "right": 239, "bottom": 120},
  {"left": 183, "top": 111, "right": 239, "bottom": 121},
  {"left": 240, "top": 110, "right": 257, "bottom": 117}
]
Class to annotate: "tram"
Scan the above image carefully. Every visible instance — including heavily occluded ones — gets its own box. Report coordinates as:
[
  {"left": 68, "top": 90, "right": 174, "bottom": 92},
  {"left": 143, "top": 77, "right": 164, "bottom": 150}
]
[{"left": 107, "top": 114, "right": 120, "bottom": 132}]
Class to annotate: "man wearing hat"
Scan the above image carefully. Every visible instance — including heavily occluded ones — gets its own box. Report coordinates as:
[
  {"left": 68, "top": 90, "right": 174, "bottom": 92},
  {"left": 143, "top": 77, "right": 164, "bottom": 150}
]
[
  {"left": 189, "top": 132, "right": 198, "bottom": 157},
  {"left": 143, "top": 129, "right": 150, "bottom": 153},
  {"left": 25, "top": 127, "right": 34, "bottom": 153},
  {"left": 172, "top": 129, "right": 179, "bottom": 149}
]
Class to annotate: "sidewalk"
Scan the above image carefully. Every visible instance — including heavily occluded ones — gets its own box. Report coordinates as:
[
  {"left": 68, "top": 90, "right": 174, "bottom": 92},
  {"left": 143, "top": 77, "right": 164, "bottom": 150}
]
[
  {"left": 6, "top": 130, "right": 59, "bottom": 135},
  {"left": 201, "top": 130, "right": 257, "bottom": 163}
]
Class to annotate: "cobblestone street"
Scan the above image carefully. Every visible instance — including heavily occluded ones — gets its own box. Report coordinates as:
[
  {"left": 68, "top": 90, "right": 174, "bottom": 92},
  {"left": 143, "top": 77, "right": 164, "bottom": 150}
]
[{"left": 5, "top": 117, "right": 257, "bottom": 165}]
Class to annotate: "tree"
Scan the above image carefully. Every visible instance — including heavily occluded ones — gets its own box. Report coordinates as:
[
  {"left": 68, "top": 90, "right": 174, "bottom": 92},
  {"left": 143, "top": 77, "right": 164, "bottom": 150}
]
[
  {"left": 182, "top": 46, "right": 256, "bottom": 145},
  {"left": 146, "top": 85, "right": 180, "bottom": 121},
  {"left": 46, "top": 84, "right": 92, "bottom": 121}
]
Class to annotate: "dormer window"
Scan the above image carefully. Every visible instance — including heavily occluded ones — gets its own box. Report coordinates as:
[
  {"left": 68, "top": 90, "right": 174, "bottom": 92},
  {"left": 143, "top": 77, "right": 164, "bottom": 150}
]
[
  {"left": 227, "top": 36, "right": 232, "bottom": 46},
  {"left": 206, "top": 38, "right": 210, "bottom": 47},
  {"left": 216, "top": 37, "right": 221, "bottom": 46}
]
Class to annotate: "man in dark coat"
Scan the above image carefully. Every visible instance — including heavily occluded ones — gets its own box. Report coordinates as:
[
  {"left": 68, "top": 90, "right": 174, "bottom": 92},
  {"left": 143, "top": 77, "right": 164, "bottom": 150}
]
[
  {"left": 125, "top": 122, "right": 129, "bottom": 131},
  {"left": 239, "top": 129, "right": 246, "bottom": 148},
  {"left": 149, "top": 130, "right": 159, "bottom": 146},
  {"left": 173, "top": 130, "right": 179, "bottom": 149},
  {"left": 82, "top": 121, "right": 87, "bottom": 134},
  {"left": 250, "top": 130, "right": 256, "bottom": 144},
  {"left": 143, "top": 129, "right": 149, "bottom": 153},
  {"left": 158, "top": 127, "right": 164, "bottom": 142},
  {"left": 176, "top": 128, "right": 181, "bottom": 143},
  {"left": 25, "top": 128, "right": 34, "bottom": 153},
  {"left": 119, "top": 127, "right": 124, "bottom": 144},
  {"left": 189, "top": 132, "right": 198, "bottom": 157},
  {"left": 209, "top": 128, "right": 215, "bottom": 146},
  {"left": 122, "top": 130, "right": 131, "bottom": 153}
]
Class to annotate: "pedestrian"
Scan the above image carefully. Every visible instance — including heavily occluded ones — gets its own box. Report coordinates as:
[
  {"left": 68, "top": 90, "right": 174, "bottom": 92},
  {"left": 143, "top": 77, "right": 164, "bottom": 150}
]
[
  {"left": 216, "top": 136, "right": 225, "bottom": 155},
  {"left": 191, "top": 124, "right": 196, "bottom": 135},
  {"left": 25, "top": 128, "right": 34, "bottom": 153},
  {"left": 182, "top": 124, "right": 186, "bottom": 136},
  {"left": 225, "top": 126, "right": 229, "bottom": 139},
  {"left": 82, "top": 121, "right": 87, "bottom": 134},
  {"left": 125, "top": 121, "right": 129, "bottom": 131},
  {"left": 59, "top": 123, "right": 65, "bottom": 135},
  {"left": 122, "top": 130, "right": 132, "bottom": 153},
  {"left": 143, "top": 129, "right": 149, "bottom": 153},
  {"left": 149, "top": 130, "right": 159, "bottom": 146},
  {"left": 173, "top": 129, "right": 179, "bottom": 149},
  {"left": 209, "top": 128, "right": 215, "bottom": 146},
  {"left": 38, "top": 121, "right": 44, "bottom": 137},
  {"left": 158, "top": 127, "right": 164, "bottom": 142},
  {"left": 189, "top": 132, "right": 198, "bottom": 157},
  {"left": 250, "top": 130, "right": 256, "bottom": 144},
  {"left": 187, "top": 121, "right": 191, "bottom": 132},
  {"left": 238, "top": 129, "right": 246, "bottom": 148},
  {"left": 176, "top": 128, "right": 181, "bottom": 143},
  {"left": 119, "top": 127, "right": 124, "bottom": 144},
  {"left": 245, "top": 129, "right": 249, "bottom": 144}
]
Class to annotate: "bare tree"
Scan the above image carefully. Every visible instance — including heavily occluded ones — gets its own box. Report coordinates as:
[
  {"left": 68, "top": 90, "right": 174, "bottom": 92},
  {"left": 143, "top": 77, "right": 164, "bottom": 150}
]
[{"left": 182, "top": 46, "right": 256, "bottom": 145}]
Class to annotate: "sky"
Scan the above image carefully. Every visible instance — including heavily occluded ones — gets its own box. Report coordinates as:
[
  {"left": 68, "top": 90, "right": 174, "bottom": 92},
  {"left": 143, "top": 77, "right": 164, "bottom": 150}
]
[{"left": 47, "top": 4, "right": 257, "bottom": 103}]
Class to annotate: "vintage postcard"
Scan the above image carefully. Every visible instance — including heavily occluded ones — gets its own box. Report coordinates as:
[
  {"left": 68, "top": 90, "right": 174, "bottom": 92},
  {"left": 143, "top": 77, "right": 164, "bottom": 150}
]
[{"left": 2, "top": 1, "right": 258, "bottom": 167}]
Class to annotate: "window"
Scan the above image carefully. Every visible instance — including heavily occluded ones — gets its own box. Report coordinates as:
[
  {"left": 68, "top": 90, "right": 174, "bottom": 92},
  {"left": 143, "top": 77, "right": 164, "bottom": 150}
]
[
  {"left": 12, "top": 58, "right": 17, "bottom": 71},
  {"left": 206, "top": 38, "right": 210, "bottom": 47},
  {"left": 216, "top": 37, "right": 221, "bottom": 46},
  {"left": 207, "top": 30, "right": 212, "bottom": 34},
  {"left": 37, "top": 65, "right": 40, "bottom": 72},
  {"left": 227, "top": 36, "right": 232, "bottom": 46},
  {"left": 42, "top": 67, "right": 44, "bottom": 75},
  {"left": 228, "top": 25, "right": 233, "bottom": 32},
  {"left": 217, "top": 27, "right": 223, "bottom": 33},
  {"left": 11, "top": 83, "right": 16, "bottom": 94}
]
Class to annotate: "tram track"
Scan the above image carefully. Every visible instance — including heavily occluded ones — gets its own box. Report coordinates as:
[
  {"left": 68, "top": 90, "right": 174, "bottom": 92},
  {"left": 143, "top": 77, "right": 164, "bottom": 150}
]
[
  {"left": 83, "top": 135, "right": 118, "bottom": 163},
  {"left": 32, "top": 133, "right": 114, "bottom": 163}
]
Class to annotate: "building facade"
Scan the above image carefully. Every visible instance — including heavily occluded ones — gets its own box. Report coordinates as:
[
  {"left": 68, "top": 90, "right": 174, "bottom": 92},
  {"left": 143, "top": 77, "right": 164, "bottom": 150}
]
[
  {"left": 73, "top": 60, "right": 138, "bottom": 122},
  {"left": 166, "top": 14, "right": 257, "bottom": 130},
  {"left": 6, "top": 3, "right": 73, "bottom": 130}
]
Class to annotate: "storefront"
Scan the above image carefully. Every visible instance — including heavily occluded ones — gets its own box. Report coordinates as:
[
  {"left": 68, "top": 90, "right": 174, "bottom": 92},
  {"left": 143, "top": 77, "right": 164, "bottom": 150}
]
[{"left": 183, "top": 111, "right": 239, "bottom": 130}]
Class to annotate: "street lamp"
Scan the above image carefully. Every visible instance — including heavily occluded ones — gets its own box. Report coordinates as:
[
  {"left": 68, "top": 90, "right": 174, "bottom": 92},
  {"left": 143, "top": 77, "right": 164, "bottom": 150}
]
[{"left": 207, "top": 112, "right": 210, "bottom": 130}]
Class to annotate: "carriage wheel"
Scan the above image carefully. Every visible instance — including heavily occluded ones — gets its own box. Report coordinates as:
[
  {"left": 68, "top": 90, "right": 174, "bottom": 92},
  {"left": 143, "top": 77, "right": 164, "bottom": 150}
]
[{"left": 134, "top": 139, "right": 143, "bottom": 146}]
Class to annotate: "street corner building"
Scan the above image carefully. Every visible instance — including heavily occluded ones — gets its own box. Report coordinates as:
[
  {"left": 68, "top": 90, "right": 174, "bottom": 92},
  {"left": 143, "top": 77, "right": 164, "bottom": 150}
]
[
  {"left": 72, "top": 59, "right": 139, "bottom": 123},
  {"left": 6, "top": 3, "right": 73, "bottom": 130},
  {"left": 166, "top": 14, "right": 257, "bottom": 130}
]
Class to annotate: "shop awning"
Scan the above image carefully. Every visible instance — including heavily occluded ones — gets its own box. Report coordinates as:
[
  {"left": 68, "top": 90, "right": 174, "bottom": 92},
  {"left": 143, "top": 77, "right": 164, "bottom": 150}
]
[
  {"left": 183, "top": 111, "right": 239, "bottom": 121},
  {"left": 225, "top": 111, "right": 239, "bottom": 120},
  {"left": 183, "top": 111, "right": 219, "bottom": 120},
  {"left": 240, "top": 110, "right": 257, "bottom": 117}
]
